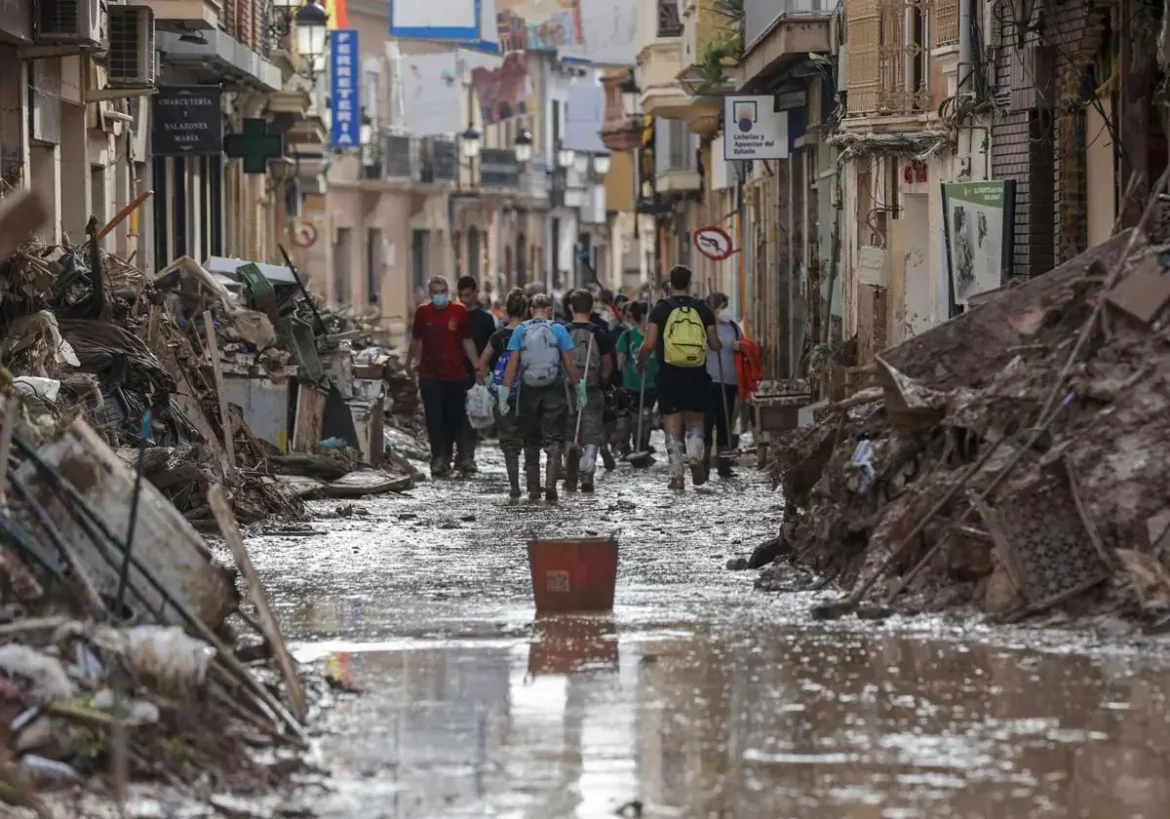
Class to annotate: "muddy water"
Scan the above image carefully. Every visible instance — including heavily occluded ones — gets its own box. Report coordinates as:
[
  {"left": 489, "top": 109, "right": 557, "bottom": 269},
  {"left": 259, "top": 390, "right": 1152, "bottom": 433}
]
[{"left": 246, "top": 446, "right": 1170, "bottom": 819}]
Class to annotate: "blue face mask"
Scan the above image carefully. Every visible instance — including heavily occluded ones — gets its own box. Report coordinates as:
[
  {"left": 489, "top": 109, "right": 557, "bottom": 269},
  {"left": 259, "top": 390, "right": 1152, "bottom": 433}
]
[{"left": 432, "top": 294, "right": 450, "bottom": 309}]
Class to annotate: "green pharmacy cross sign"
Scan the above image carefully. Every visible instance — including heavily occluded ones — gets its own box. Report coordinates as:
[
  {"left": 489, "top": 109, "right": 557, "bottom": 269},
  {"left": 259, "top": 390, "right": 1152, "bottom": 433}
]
[{"left": 225, "top": 119, "right": 283, "bottom": 174}]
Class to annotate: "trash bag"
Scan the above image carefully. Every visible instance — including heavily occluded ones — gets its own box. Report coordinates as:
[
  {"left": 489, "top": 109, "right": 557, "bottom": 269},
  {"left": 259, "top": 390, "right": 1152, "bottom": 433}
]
[{"left": 466, "top": 383, "right": 495, "bottom": 430}]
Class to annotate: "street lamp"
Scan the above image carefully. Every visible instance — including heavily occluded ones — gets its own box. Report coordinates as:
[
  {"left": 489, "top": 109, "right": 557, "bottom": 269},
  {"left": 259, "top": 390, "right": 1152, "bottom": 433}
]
[
  {"left": 460, "top": 126, "right": 482, "bottom": 159},
  {"left": 515, "top": 130, "right": 533, "bottom": 164},
  {"left": 593, "top": 153, "right": 612, "bottom": 175},
  {"left": 295, "top": 0, "right": 328, "bottom": 74},
  {"left": 556, "top": 143, "right": 576, "bottom": 170}
]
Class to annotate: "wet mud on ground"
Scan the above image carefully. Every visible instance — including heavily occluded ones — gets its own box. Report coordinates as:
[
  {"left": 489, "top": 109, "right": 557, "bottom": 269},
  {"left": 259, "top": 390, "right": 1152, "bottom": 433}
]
[{"left": 243, "top": 442, "right": 1170, "bottom": 819}]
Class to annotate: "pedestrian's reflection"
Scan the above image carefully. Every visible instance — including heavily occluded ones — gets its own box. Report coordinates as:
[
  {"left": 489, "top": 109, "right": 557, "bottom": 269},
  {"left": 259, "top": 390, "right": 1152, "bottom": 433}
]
[{"left": 527, "top": 614, "right": 619, "bottom": 676}]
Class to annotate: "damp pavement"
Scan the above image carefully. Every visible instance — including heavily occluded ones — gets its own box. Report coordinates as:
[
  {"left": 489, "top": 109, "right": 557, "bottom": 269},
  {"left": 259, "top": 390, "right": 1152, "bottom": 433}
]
[{"left": 242, "top": 442, "right": 1170, "bottom": 819}]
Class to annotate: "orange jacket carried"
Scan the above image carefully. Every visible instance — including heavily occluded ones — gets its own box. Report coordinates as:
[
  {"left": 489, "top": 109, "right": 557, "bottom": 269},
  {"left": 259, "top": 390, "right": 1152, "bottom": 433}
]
[{"left": 735, "top": 336, "right": 763, "bottom": 402}]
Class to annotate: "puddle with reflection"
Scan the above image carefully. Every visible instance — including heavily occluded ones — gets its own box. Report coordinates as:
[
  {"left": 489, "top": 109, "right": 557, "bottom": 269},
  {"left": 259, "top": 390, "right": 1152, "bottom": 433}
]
[{"left": 243, "top": 446, "right": 1170, "bottom": 819}]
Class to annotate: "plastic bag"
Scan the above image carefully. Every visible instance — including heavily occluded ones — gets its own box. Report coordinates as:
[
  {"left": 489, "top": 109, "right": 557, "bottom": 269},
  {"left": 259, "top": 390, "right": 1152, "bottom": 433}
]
[
  {"left": 466, "top": 383, "right": 495, "bottom": 430},
  {"left": 126, "top": 626, "right": 216, "bottom": 696}
]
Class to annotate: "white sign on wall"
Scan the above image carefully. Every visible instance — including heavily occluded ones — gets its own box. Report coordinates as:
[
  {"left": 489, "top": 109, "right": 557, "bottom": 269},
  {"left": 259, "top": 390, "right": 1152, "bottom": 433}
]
[{"left": 723, "top": 96, "right": 789, "bottom": 161}]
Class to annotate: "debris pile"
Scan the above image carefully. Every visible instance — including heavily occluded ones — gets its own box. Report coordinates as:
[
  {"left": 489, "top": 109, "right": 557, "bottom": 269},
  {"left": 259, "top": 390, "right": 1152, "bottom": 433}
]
[
  {"left": 0, "top": 207, "right": 425, "bottom": 526},
  {"left": 0, "top": 406, "right": 311, "bottom": 814},
  {"left": 766, "top": 227, "right": 1170, "bottom": 626}
]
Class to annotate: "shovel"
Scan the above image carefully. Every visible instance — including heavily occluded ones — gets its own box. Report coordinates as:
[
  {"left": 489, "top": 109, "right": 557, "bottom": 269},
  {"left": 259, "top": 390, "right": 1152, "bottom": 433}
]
[
  {"left": 570, "top": 331, "right": 596, "bottom": 457},
  {"left": 626, "top": 372, "right": 654, "bottom": 468}
]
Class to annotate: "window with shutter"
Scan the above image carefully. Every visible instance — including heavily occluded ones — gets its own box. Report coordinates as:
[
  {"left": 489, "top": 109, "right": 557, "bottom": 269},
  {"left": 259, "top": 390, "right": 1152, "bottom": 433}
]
[{"left": 846, "top": 0, "right": 881, "bottom": 116}]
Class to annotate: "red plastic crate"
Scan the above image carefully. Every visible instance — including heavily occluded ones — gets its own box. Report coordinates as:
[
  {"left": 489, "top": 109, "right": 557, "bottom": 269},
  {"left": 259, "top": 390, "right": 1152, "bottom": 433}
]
[{"left": 526, "top": 536, "right": 619, "bottom": 613}]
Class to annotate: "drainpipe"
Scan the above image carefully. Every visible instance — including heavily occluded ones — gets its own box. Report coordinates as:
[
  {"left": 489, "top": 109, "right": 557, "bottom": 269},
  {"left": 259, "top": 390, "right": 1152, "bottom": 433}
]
[{"left": 958, "top": 0, "right": 973, "bottom": 175}]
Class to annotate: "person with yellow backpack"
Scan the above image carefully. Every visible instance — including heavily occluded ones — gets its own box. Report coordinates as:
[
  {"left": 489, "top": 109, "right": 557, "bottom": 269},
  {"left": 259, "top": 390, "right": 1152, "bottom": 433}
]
[{"left": 636, "top": 265, "right": 721, "bottom": 490}]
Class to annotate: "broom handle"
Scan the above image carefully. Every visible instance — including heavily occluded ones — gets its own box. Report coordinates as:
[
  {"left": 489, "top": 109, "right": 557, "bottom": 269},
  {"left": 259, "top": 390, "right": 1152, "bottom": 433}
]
[
  {"left": 574, "top": 332, "right": 595, "bottom": 446},
  {"left": 634, "top": 370, "right": 646, "bottom": 449},
  {"left": 717, "top": 329, "right": 732, "bottom": 449}
]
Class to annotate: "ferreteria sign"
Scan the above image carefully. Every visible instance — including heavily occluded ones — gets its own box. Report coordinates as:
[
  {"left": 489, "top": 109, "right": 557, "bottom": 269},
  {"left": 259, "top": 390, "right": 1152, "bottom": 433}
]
[
  {"left": 152, "top": 86, "right": 224, "bottom": 157},
  {"left": 723, "top": 95, "right": 789, "bottom": 161}
]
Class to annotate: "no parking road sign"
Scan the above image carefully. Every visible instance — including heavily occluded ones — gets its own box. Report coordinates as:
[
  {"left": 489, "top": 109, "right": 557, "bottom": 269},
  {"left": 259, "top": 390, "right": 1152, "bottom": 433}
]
[{"left": 693, "top": 226, "right": 734, "bottom": 261}]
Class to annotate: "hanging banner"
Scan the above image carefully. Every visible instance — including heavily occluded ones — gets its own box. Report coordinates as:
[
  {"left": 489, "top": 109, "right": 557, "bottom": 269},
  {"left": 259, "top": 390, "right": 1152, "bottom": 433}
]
[
  {"left": 941, "top": 180, "right": 1017, "bottom": 306},
  {"left": 470, "top": 52, "right": 532, "bottom": 124},
  {"left": 396, "top": 47, "right": 464, "bottom": 136},
  {"left": 494, "top": 0, "right": 582, "bottom": 53},
  {"left": 330, "top": 29, "right": 360, "bottom": 149}
]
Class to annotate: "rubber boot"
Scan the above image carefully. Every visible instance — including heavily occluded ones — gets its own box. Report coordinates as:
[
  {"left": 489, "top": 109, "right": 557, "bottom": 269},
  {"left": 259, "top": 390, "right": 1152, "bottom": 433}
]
[
  {"left": 717, "top": 453, "right": 735, "bottom": 479},
  {"left": 525, "top": 449, "right": 542, "bottom": 500},
  {"left": 667, "top": 437, "right": 685, "bottom": 491},
  {"left": 564, "top": 448, "right": 581, "bottom": 492},
  {"left": 615, "top": 416, "right": 631, "bottom": 456},
  {"left": 545, "top": 446, "right": 562, "bottom": 502},
  {"left": 504, "top": 452, "right": 522, "bottom": 498},
  {"left": 689, "top": 429, "right": 708, "bottom": 486},
  {"left": 581, "top": 445, "right": 598, "bottom": 493},
  {"left": 600, "top": 445, "right": 616, "bottom": 471}
]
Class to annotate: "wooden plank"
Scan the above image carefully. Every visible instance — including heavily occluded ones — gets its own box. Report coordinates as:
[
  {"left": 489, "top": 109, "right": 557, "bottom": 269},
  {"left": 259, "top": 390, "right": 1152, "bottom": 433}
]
[
  {"left": 202, "top": 309, "right": 236, "bottom": 468},
  {"left": 16, "top": 418, "right": 238, "bottom": 627},
  {"left": 0, "top": 392, "right": 18, "bottom": 508},
  {"left": 291, "top": 385, "right": 326, "bottom": 453},
  {"left": 207, "top": 484, "right": 307, "bottom": 722}
]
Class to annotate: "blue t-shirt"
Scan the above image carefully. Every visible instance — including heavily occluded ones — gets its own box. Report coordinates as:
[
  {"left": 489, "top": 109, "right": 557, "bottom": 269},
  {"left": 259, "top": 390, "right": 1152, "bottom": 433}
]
[{"left": 506, "top": 319, "right": 576, "bottom": 353}]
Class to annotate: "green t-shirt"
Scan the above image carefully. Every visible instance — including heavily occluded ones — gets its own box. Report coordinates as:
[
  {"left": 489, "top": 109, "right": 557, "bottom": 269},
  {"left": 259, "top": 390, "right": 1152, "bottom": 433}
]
[{"left": 615, "top": 326, "right": 659, "bottom": 391}]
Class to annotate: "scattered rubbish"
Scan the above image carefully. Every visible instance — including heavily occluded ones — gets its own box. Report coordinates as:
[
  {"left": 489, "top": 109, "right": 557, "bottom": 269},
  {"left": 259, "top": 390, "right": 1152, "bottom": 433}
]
[{"left": 125, "top": 626, "right": 216, "bottom": 696}]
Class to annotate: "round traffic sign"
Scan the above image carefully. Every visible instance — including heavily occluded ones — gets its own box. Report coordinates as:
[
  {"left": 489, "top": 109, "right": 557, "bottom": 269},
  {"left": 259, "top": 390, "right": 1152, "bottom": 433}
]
[
  {"left": 693, "top": 226, "right": 734, "bottom": 261},
  {"left": 292, "top": 221, "right": 318, "bottom": 248}
]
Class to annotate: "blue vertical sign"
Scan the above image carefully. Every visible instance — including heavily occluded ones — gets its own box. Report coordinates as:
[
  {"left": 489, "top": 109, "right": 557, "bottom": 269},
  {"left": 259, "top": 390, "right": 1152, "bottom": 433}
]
[{"left": 330, "top": 29, "right": 360, "bottom": 149}]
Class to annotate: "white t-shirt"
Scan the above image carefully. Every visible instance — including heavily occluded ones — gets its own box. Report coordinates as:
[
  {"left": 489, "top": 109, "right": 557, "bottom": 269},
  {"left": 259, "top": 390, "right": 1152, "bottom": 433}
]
[{"left": 706, "top": 319, "right": 740, "bottom": 385}]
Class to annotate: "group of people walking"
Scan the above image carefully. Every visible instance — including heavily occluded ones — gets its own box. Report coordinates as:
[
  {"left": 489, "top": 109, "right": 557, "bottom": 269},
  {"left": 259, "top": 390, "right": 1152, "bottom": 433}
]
[{"left": 406, "top": 264, "right": 753, "bottom": 500}]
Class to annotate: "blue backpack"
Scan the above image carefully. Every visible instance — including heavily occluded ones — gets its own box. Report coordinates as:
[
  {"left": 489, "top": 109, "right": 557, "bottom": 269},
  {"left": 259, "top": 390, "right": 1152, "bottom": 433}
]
[{"left": 489, "top": 329, "right": 516, "bottom": 400}]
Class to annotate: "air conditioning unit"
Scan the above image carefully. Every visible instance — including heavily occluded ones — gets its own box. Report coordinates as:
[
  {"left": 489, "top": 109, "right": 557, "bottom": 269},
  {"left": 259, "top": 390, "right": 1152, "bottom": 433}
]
[
  {"left": 106, "top": 6, "right": 154, "bottom": 89},
  {"left": 36, "top": 0, "right": 105, "bottom": 48}
]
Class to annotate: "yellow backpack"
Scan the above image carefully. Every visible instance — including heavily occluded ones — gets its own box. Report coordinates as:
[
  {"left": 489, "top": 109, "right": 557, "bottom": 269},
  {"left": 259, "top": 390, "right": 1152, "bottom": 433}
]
[{"left": 662, "top": 302, "right": 707, "bottom": 367}]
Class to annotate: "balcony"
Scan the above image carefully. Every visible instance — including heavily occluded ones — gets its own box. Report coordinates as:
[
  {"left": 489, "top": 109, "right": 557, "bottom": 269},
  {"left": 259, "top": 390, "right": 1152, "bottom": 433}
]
[
  {"left": 655, "top": 118, "right": 701, "bottom": 194},
  {"left": 600, "top": 72, "right": 641, "bottom": 153},
  {"left": 479, "top": 148, "right": 521, "bottom": 190},
  {"left": 740, "top": 0, "right": 831, "bottom": 86},
  {"left": 636, "top": 0, "right": 690, "bottom": 120},
  {"left": 844, "top": 0, "right": 934, "bottom": 120},
  {"left": 154, "top": 0, "right": 282, "bottom": 91},
  {"left": 143, "top": 0, "right": 222, "bottom": 30},
  {"left": 638, "top": 40, "right": 690, "bottom": 120}
]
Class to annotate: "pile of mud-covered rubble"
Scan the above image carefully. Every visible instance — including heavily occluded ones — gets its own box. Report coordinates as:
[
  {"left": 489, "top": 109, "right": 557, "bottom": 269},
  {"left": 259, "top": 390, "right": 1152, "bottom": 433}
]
[
  {"left": 0, "top": 190, "right": 425, "bottom": 811},
  {"left": 762, "top": 227, "right": 1170, "bottom": 628},
  {"left": 0, "top": 192, "right": 427, "bottom": 530}
]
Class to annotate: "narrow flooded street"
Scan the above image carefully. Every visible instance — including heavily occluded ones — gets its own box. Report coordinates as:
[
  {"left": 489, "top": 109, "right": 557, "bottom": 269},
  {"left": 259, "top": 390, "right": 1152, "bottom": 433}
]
[{"left": 246, "top": 445, "right": 1170, "bottom": 819}]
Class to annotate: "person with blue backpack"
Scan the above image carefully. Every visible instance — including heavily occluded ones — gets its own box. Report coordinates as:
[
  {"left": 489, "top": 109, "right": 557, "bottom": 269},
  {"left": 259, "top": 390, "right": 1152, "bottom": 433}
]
[
  {"left": 497, "top": 293, "right": 582, "bottom": 502},
  {"left": 477, "top": 288, "right": 529, "bottom": 498}
]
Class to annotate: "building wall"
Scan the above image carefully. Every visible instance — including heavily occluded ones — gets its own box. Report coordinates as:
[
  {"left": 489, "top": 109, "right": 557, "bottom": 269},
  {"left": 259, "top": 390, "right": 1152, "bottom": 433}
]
[{"left": 990, "top": 0, "right": 1107, "bottom": 277}]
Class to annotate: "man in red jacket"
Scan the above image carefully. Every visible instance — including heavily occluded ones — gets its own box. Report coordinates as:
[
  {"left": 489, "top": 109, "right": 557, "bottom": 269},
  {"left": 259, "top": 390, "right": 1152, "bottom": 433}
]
[{"left": 406, "top": 276, "right": 483, "bottom": 477}]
